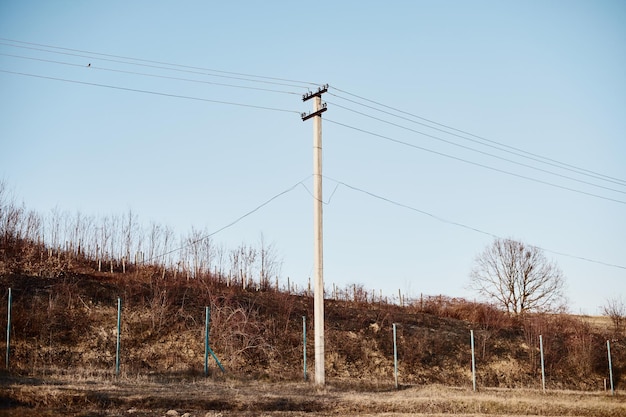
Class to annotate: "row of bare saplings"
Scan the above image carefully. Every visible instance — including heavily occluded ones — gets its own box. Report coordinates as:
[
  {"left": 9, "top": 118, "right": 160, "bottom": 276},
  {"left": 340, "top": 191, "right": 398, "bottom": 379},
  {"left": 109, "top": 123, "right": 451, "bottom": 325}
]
[{"left": 0, "top": 189, "right": 284, "bottom": 289}]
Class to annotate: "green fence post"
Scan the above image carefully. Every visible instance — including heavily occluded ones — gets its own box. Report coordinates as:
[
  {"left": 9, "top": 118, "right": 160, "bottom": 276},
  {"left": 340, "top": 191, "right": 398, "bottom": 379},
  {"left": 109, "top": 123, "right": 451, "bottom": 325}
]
[
  {"left": 607, "top": 340, "right": 615, "bottom": 396},
  {"left": 207, "top": 346, "right": 225, "bottom": 373},
  {"left": 204, "top": 306, "right": 225, "bottom": 374}
]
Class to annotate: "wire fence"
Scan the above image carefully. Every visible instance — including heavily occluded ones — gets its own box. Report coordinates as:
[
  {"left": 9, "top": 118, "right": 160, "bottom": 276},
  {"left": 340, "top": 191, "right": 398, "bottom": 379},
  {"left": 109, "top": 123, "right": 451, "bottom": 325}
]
[{"left": 2, "top": 284, "right": 621, "bottom": 394}]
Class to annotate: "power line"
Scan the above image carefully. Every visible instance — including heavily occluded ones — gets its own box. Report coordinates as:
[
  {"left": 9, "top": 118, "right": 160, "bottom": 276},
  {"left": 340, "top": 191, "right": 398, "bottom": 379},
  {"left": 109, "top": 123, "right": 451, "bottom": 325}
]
[
  {"left": 10, "top": 39, "right": 619, "bottom": 189},
  {"left": 327, "top": 100, "right": 626, "bottom": 195},
  {"left": 328, "top": 92, "right": 626, "bottom": 188},
  {"left": 0, "top": 69, "right": 301, "bottom": 114},
  {"left": 1, "top": 37, "right": 320, "bottom": 87},
  {"left": 146, "top": 176, "right": 311, "bottom": 263},
  {"left": 327, "top": 176, "right": 626, "bottom": 270},
  {"left": 326, "top": 177, "right": 498, "bottom": 238},
  {"left": 325, "top": 118, "right": 626, "bottom": 205},
  {"left": 329, "top": 85, "right": 626, "bottom": 186},
  {"left": 0, "top": 52, "right": 302, "bottom": 96},
  {"left": 299, "top": 181, "right": 341, "bottom": 205},
  {"left": 327, "top": 101, "right": 626, "bottom": 194},
  {"left": 4, "top": 39, "right": 621, "bottom": 187},
  {"left": 0, "top": 41, "right": 314, "bottom": 90}
]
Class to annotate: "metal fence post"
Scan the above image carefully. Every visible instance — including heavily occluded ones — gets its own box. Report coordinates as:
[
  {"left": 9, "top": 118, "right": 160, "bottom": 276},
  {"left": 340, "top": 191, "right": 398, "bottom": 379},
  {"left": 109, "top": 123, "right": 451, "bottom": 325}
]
[
  {"left": 303, "top": 316, "right": 307, "bottom": 381},
  {"left": 607, "top": 340, "right": 615, "bottom": 396},
  {"left": 116, "top": 297, "right": 121, "bottom": 376},
  {"left": 205, "top": 306, "right": 210, "bottom": 377},
  {"left": 5, "top": 288, "right": 11, "bottom": 370},
  {"left": 393, "top": 323, "right": 398, "bottom": 389},
  {"left": 471, "top": 329, "right": 477, "bottom": 391},
  {"left": 539, "top": 335, "right": 546, "bottom": 393}
]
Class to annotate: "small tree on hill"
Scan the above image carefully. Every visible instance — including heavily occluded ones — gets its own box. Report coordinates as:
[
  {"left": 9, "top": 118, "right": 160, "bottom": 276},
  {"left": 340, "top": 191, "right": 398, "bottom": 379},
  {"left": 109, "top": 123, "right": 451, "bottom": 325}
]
[
  {"left": 602, "top": 296, "right": 625, "bottom": 335},
  {"left": 470, "top": 238, "right": 566, "bottom": 315}
]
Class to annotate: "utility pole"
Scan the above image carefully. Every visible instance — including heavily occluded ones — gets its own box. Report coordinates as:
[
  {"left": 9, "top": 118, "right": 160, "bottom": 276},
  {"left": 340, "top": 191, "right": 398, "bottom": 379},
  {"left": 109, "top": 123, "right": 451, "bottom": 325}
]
[{"left": 302, "top": 84, "right": 328, "bottom": 385}]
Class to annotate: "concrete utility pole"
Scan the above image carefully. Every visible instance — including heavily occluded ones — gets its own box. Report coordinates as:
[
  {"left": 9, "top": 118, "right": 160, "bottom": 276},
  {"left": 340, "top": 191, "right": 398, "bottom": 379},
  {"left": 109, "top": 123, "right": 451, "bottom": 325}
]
[{"left": 302, "top": 84, "right": 328, "bottom": 385}]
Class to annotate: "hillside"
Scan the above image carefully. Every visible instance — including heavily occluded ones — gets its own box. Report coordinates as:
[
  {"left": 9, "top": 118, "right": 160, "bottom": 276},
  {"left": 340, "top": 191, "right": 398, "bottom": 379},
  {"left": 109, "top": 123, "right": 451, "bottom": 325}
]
[{"left": 0, "top": 234, "right": 623, "bottom": 393}]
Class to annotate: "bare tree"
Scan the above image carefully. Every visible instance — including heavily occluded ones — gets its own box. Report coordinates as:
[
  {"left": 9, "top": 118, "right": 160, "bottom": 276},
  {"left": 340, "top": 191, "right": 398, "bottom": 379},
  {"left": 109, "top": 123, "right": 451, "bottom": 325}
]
[
  {"left": 147, "top": 222, "right": 162, "bottom": 263},
  {"left": 0, "top": 180, "right": 18, "bottom": 244},
  {"left": 24, "top": 209, "right": 42, "bottom": 244},
  {"left": 229, "top": 247, "right": 240, "bottom": 287},
  {"left": 1, "top": 197, "right": 24, "bottom": 244},
  {"left": 259, "top": 234, "right": 281, "bottom": 290},
  {"left": 122, "top": 209, "right": 138, "bottom": 261},
  {"left": 240, "top": 244, "right": 257, "bottom": 289},
  {"left": 47, "top": 207, "right": 64, "bottom": 252},
  {"left": 215, "top": 243, "right": 227, "bottom": 281},
  {"left": 470, "top": 238, "right": 566, "bottom": 315},
  {"left": 184, "top": 227, "right": 214, "bottom": 279},
  {"left": 602, "top": 296, "right": 625, "bottom": 334},
  {"left": 161, "top": 225, "right": 174, "bottom": 270}
]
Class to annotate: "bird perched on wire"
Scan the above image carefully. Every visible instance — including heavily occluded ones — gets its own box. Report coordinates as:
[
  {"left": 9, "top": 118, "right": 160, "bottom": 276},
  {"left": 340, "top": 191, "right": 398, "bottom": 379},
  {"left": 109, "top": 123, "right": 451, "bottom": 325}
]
[{"left": 87, "top": 63, "right": 91, "bottom": 67}]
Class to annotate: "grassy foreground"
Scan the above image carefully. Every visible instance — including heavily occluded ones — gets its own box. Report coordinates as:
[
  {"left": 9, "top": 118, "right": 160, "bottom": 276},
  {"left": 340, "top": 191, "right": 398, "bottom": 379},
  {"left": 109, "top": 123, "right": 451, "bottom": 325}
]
[{"left": 1, "top": 371, "right": 624, "bottom": 416}]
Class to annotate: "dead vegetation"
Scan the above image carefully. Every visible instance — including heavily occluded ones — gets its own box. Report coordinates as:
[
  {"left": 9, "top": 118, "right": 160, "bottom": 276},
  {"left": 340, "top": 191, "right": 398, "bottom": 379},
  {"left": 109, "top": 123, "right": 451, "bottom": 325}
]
[
  {"left": 3, "top": 268, "right": 623, "bottom": 389},
  {"left": 1, "top": 262, "right": 624, "bottom": 415},
  {"left": 1, "top": 184, "right": 625, "bottom": 415},
  {"left": 2, "top": 372, "right": 625, "bottom": 417}
]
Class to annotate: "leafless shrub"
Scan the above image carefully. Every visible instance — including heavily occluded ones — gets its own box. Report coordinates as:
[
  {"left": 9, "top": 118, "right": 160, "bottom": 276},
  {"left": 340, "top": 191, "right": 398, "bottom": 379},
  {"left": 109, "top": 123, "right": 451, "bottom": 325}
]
[
  {"left": 210, "top": 301, "right": 272, "bottom": 370},
  {"left": 521, "top": 313, "right": 605, "bottom": 387},
  {"left": 350, "top": 283, "right": 369, "bottom": 303}
]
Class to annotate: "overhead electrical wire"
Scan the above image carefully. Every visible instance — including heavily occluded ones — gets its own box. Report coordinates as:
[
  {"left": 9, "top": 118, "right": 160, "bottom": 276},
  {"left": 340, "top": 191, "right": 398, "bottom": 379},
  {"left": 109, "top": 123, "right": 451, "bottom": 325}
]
[
  {"left": 143, "top": 171, "right": 626, "bottom": 270},
  {"left": 325, "top": 118, "right": 626, "bottom": 205},
  {"left": 145, "top": 176, "right": 311, "bottom": 263},
  {"left": 0, "top": 40, "right": 314, "bottom": 90},
  {"left": 3, "top": 38, "right": 623, "bottom": 202},
  {"left": 326, "top": 100, "right": 626, "bottom": 195},
  {"left": 4, "top": 56, "right": 621, "bottom": 205},
  {"left": 0, "top": 69, "right": 301, "bottom": 114},
  {"left": 3, "top": 38, "right": 621, "bottom": 189},
  {"left": 325, "top": 176, "right": 626, "bottom": 270},
  {"left": 325, "top": 177, "right": 497, "bottom": 239},
  {"left": 0, "top": 52, "right": 302, "bottom": 95},
  {"left": 329, "top": 85, "right": 626, "bottom": 186},
  {"left": 328, "top": 92, "right": 626, "bottom": 188},
  {"left": 0, "top": 37, "right": 320, "bottom": 87}
]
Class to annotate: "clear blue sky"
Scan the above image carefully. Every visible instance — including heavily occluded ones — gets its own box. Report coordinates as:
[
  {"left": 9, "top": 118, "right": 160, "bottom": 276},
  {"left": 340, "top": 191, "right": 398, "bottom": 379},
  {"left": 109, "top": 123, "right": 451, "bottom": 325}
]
[{"left": 1, "top": 1, "right": 624, "bottom": 315}]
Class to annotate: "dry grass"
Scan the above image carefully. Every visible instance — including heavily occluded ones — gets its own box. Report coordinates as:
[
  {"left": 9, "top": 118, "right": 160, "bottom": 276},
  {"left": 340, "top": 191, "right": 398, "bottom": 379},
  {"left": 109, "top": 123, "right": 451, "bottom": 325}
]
[
  {"left": 1, "top": 372, "right": 625, "bottom": 417},
  {"left": 2, "top": 265, "right": 624, "bottom": 391},
  {"left": 580, "top": 315, "right": 614, "bottom": 333}
]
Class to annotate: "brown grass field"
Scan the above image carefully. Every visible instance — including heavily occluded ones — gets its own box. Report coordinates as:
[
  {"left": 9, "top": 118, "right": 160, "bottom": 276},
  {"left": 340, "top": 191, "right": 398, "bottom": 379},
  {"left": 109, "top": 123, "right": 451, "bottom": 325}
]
[{"left": 2, "top": 371, "right": 625, "bottom": 417}]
